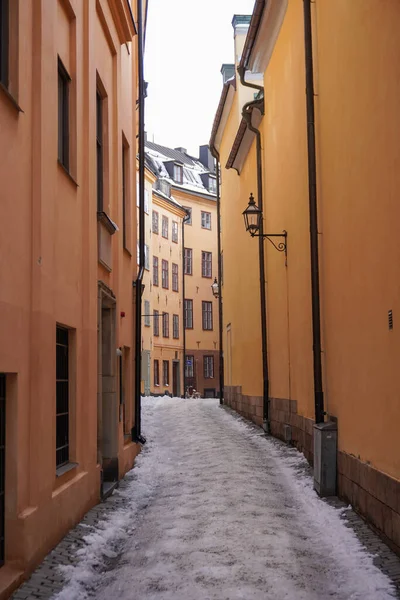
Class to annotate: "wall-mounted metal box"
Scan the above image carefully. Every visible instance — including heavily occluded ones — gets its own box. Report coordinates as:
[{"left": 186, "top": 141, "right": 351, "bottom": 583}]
[{"left": 314, "top": 421, "right": 337, "bottom": 497}]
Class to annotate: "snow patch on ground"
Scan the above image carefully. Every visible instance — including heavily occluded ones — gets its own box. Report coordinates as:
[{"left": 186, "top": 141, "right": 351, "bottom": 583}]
[{"left": 53, "top": 397, "right": 397, "bottom": 600}]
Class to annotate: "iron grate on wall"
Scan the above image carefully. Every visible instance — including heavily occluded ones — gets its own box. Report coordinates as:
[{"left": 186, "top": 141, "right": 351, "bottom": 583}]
[{"left": 388, "top": 310, "right": 393, "bottom": 331}]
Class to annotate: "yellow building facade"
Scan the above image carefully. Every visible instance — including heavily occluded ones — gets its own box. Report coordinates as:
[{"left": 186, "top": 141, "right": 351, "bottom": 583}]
[
  {"left": 212, "top": 3, "right": 400, "bottom": 552},
  {"left": 143, "top": 142, "right": 220, "bottom": 398}
]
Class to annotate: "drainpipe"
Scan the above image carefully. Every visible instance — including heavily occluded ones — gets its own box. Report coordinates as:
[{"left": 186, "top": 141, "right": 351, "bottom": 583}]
[
  {"left": 182, "top": 211, "right": 188, "bottom": 397},
  {"left": 215, "top": 161, "right": 224, "bottom": 405},
  {"left": 303, "top": 0, "right": 324, "bottom": 424},
  {"left": 132, "top": 0, "right": 146, "bottom": 444},
  {"left": 238, "top": 66, "right": 270, "bottom": 432}
]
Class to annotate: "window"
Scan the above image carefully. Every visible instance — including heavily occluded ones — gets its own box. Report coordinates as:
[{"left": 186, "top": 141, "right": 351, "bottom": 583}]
[
  {"left": 209, "top": 177, "right": 217, "bottom": 194},
  {"left": 144, "top": 300, "right": 150, "bottom": 327},
  {"left": 172, "top": 221, "right": 178, "bottom": 243},
  {"left": 184, "top": 299, "right": 193, "bottom": 329},
  {"left": 58, "top": 58, "right": 70, "bottom": 171},
  {"left": 162, "top": 312, "right": 169, "bottom": 338},
  {"left": 163, "top": 360, "right": 169, "bottom": 386},
  {"left": 96, "top": 90, "right": 104, "bottom": 211},
  {"left": 173, "top": 314, "right": 179, "bottom": 339},
  {"left": 122, "top": 140, "right": 130, "bottom": 250},
  {"left": 201, "top": 211, "right": 211, "bottom": 230},
  {"left": 0, "top": 0, "right": 9, "bottom": 88},
  {"left": 162, "top": 259, "right": 169, "bottom": 289},
  {"left": 154, "top": 360, "right": 160, "bottom": 386},
  {"left": 184, "top": 248, "right": 192, "bottom": 275},
  {"left": 202, "top": 301, "right": 213, "bottom": 330},
  {"left": 154, "top": 310, "right": 159, "bottom": 336},
  {"left": 201, "top": 251, "right": 212, "bottom": 278},
  {"left": 153, "top": 256, "right": 159, "bottom": 286},
  {"left": 144, "top": 244, "right": 150, "bottom": 270},
  {"left": 185, "top": 355, "right": 194, "bottom": 378},
  {"left": 152, "top": 210, "right": 159, "bottom": 234},
  {"left": 162, "top": 215, "right": 169, "bottom": 238},
  {"left": 144, "top": 189, "right": 149, "bottom": 214},
  {"left": 183, "top": 207, "right": 192, "bottom": 225},
  {"left": 173, "top": 163, "right": 183, "bottom": 183},
  {"left": 172, "top": 263, "right": 179, "bottom": 292},
  {"left": 204, "top": 356, "right": 214, "bottom": 379},
  {"left": 56, "top": 326, "right": 70, "bottom": 468}
]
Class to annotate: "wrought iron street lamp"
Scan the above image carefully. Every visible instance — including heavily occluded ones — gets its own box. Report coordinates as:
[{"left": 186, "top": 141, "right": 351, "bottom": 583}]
[
  {"left": 243, "top": 193, "right": 287, "bottom": 258},
  {"left": 211, "top": 277, "right": 220, "bottom": 298}
]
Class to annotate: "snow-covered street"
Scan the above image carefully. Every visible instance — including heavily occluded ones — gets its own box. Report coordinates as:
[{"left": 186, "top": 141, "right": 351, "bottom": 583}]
[{"left": 47, "top": 396, "right": 397, "bottom": 600}]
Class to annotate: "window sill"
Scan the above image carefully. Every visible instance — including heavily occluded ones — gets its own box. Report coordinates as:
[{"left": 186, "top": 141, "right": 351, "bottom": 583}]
[
  {"left": 0, "top": 82, "right": 23, "bottom": 113},
  {"left": 155, "top": 384, "right": 160, "bottom": 387},
  {"left": 97, "top": 211, "right": 118, "bottom": 235},
  {"left": 56, "top": 462, "right": 78, "bottom": 478},
  {"left": 58, "top": 160, "right": 78, "bottom": 187}
]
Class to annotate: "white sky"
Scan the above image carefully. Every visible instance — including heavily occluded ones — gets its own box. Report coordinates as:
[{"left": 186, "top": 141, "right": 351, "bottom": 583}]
[{"left": 144, "top": 0, "right": 255, "bottom": 157}]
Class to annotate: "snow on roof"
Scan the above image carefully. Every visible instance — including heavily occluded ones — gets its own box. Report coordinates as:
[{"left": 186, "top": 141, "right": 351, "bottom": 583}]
[{"left": 145, "top": 142, "right": 217, "bottom": 200}]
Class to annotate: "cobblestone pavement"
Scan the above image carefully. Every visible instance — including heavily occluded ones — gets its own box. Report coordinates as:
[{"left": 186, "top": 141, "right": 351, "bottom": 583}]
[{"left": 11, "top": 401, "right": 400, "bottom": 600}]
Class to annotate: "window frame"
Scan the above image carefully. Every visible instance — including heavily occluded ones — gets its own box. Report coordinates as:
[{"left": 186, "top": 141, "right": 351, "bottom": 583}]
[
  {"left": 204, "top": 355, "right": 214, "bottom": 379},
  {"left": 201, "top": 211, "right": 211, "bottom": 230},
  {"left": 153, "top": 310, "right": 159, "bottom": 336},
  {"left": 202, "top": 301, "right": 213, "bottom": 331},
  {"left": 173, "top": 163, "right": 183, "bottom": 184},
  {"left": 184, "top": 248, "right": 192, "bottom": 276},
  {"left": 172, "top": 263, "right": 179, "bottom": 292},
  {"left": 153, "top": 256, "right": 159, "bottom": 286},
  {"left": 58, "top": 57, "right": 71, "bottom": 172},
  {"left": 184, "top": 299, "right": 193, "bottom": 330},
  {"left": 185, "top": 355, "right": 194, "bottom": 378},
  {"left": 96, "top": 89, "right": 104, "bottom": 212},
  {"left": 163, "top": 360, "right": 169, "bottom": 386},
  {"left": 56, "top": 326, "right": 70, "bottom": 469},
  {"left": 201, "top": 251, "right": 212, "bottom": 279},
  {"left": 154, "top": 359, "right": 160, "bottom": 386},
  {"left": 162, "top": 312, "right": 169, "bottom": 338},
  {"left": 173, "top": 314, "right": 179, "bottom": 339},
  {"left": 162, "top": 259, "right": 169, "bottom": 289},
  {"left": 172, "top": 221, "right": 178, "bottom": 243},
  {"left": 0, "top": 0, "right": 9, "bottom": 88},
  {"left": 152, "top": 210, "right": 159, "bottom": 234},
  {"left": 162, "top": 215, "right": 169, "bottom": 239},
  {"left": 144, "top": 300, "right": 150, "bottom": 327}
]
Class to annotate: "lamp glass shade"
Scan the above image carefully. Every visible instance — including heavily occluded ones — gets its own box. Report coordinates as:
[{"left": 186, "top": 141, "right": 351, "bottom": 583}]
[
  {"left": 211, "top": 277, "right": 219, "bottom": 298},
  {"left": 243, "top": 193, "right": 261, "bottom": 235}
]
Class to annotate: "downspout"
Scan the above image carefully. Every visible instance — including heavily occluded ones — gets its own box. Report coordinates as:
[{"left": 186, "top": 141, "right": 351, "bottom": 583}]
[
  {"left": 303, "top": 0, "right": 324, "bottom": 423},
  {"left": 132, "top": 0, "right": 146, "bottom": 444},
  {"left": 182, "top": 211, "right": 188, "bottom": 397},
  {"left": 238, "top": 66, "right": 270, "bottom": 432},
  {"left": 215, "top": 161, "right": 224, "bottom": 405}
]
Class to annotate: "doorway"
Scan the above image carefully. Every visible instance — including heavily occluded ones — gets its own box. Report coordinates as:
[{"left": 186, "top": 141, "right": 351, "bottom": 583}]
[
  {"left": 98, "top": 283, "right": 118, "bottom": 494},
  {"left": 172, "top": 361, "right": 180, "bottom": 397}
]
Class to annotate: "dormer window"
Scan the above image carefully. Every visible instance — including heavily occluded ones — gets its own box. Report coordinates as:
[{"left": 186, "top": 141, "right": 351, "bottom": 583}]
[
  {"left": 209, "top": 176, "right": 217, "bottom": 194},
  {"left": 173, "top": 163, "right": 183, "bottom": 184}
]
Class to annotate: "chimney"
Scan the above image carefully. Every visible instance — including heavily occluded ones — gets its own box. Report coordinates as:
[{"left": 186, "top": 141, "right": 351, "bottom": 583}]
[
  {"left": 199, "top": 145, "right": 215, "bottom": 173},
  {"left": 221, "top": 64, "right": 235, "bottom": 84},
  {"left": 174, "top": 147, "right": 187, "bottom": 155},
  {"left": 231, "top": 14, "right": 251, "bottom": 32}
]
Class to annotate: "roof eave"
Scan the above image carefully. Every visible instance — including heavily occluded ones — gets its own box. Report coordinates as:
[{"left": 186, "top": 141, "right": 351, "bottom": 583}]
[
  {"left": 209, "top": 77, "right": 237, "bottom": 159},
  {"left": 240, "top": 0, "right": 288, "bottom": 75}
]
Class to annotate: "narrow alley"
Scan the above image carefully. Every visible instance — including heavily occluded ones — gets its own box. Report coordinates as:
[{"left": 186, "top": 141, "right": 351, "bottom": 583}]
[{"left": 15, "top": 398, "right": 399, "bottom": 600}]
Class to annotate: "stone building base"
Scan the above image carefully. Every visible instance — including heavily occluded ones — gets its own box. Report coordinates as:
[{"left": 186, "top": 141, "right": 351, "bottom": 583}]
[
  {"left": 224, "top": 385, "right": 400, "bottom": 557},
  {"left": 338, "top": 452, "right": 400, "bottom": 555}
]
